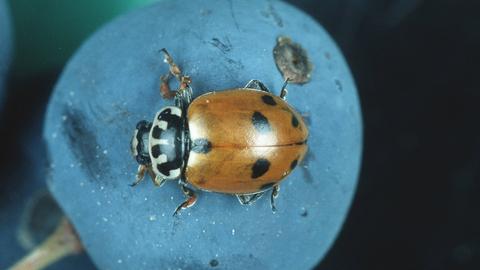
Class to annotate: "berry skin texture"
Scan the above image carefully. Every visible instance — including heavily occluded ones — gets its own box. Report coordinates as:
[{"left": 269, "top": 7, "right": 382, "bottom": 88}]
[{"left": 44, "top": 0, "right": 362, "bottom": 269}]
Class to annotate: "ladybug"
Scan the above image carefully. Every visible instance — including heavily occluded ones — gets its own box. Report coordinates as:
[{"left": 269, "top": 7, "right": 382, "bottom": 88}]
[{"left": 130, "top": 49, "right": 308, "bottom": 215}]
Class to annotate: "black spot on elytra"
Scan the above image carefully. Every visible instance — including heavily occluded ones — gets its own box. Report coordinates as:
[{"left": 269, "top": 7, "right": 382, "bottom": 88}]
[
  {"left": 191, "top": 139, "right": 212, "bottom": 154},
  {"left": 290, "top": 159, "right": 298, "bottom": 170},
  {"left": 261, "top": 95, "right": 276, "bottom": 106},
  {"left": 291, "top": 114, "right": 299, "bottom": 127},
  {"left": 251, "top": 159, "right": 270, "bottom": 179},
  {"left": 151, "top": 144, "right": 161, "bottom": 158},
  {"left": 209, "top": 259, "right": 219, "bottom": 267},
  {"left": 63, "top": 108, "right": 110, "bottom": 183},
  {"left": 260, "top": 182, "right": 276, "bottom": 191},
  {"left": 151, "top": 126, "right": 161, "bottom": 139},
  {"left": 252, "top": 111, "right": 271, "bottom": 133}
]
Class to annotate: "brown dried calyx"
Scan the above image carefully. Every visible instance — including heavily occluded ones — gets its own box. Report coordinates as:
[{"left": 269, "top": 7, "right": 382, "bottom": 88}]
[{"left": 273, "top": 36, "right": 313, "bottom": 84}]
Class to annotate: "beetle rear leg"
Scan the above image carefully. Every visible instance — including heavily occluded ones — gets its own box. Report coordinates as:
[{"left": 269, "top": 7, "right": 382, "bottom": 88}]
[
  {"left": 236, "top": 192, "right": 265, "bottom": 205},
  {"left": 173, "top": 184, "right": 197, "bottom": 216},
  {"left": 245, "top": 79, "right": 270, "bottom": 92},
  {"left": 270, "top": 185, "right": 280, "bottom": 212}
]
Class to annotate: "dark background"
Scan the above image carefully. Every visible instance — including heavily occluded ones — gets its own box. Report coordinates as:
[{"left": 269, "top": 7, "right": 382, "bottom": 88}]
[
  {"left": 291, "top": 1, "right": 480, "bottom": 269},
  {"left": 1, "top": 0, "right": 479, "bottom": 269}
]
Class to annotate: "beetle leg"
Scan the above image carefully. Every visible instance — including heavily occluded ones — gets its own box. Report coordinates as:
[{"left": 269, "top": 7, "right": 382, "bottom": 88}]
[
  {"left": 279, "top": 78, "right": 289, "bottom": 100},
  {"left": 152, "top": 174, "right": 167, "bottom": 187},
  {"left": 179, "top": 76, "right": 192, "bottom": 90},
  {"left": 270, "top": 185, "right": 280, "bottom": 212},
  {"left": 244, "top": 79, "right": 270, "bottom": 92},
  {"left": 145, "top": 165, "right": 156, "bottom": 182},
  {"left": 161, "top": 48, "right": 183, "bottom": 81},
  {"left": 175, "top": 85, "right": 193, "bottom": 111},
  {"left": 173, "top": 184, "right": 197, "bottom": 216},
  {"left": 160, "top": 48, "right": 192, "bottom": 98},
  {"left": 236, "top": 192, "right": 264, "bottom": 205},
  {"left": 160, "top": 73, "right": 177, "bottom": 99},
  {"left": 129, "top": 165, "right": 148, "bottom": 187}
]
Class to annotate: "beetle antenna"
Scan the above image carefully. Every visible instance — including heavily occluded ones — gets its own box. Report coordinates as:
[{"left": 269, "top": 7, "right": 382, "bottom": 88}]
[{"left": 280, "top": 78, "right": 290, "bottom": 100}]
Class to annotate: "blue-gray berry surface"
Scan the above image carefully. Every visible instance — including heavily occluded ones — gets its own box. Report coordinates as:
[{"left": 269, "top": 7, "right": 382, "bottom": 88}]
[{"left": 44, "top": 0, "right": 362, "bottom": 269}]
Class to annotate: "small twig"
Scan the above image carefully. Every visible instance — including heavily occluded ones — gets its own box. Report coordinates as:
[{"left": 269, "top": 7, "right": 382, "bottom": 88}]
[{"left": 9, "top": 217, "right": 83, "bottom": 270}]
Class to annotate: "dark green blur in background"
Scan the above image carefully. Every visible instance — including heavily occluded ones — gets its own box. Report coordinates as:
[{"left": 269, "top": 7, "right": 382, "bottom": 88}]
[{"left": 8, "top": 0, "right": 156, "bottom": 74}]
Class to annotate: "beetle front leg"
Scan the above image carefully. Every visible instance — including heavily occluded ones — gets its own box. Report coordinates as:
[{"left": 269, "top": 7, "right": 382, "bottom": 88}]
[
  {"left": 160, "top": 48, "right": 192, "bottom": 99},
  {"left": 270, "top": 185, "right": 280, "bottom": 212},
  {"left": 161, "top": 48, "right": 182, "bottom": 81},
  {"left": 173, "top": 184, "right": 197, "bottom": 216},
  {"left": 129, "top": 165, "right": 148, "bottom": 187},
  {"left": 160, "top": 73, "right": 177, "bottom": 99}
]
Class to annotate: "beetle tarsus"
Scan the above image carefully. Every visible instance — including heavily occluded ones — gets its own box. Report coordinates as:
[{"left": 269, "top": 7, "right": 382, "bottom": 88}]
[
  {"left": 153, "top": 174, "right": 167, "bottom": 187},
  {"left": 236, "top": 192, "right": 264, "bottom": 205},
  {"left": 161, "top": 48, "right": 182, "bottom": 80},
  {"left": 173, "top": 184, "right": 197, "bottom": 216},
  {"left": 279, "top": 78, "right": 289, "bottom": 100},
  {"left": 130, "top": 165, "right": 147, "bottom": 187},
  {"left": 244, "top": 79, "right": 271, "bottom": 92},
  {"left": 270, "top": 185, "right": 280, "bottom": 212}
]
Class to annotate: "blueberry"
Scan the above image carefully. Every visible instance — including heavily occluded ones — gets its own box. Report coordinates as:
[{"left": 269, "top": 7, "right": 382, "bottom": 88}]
[{"left": 44, "top": 0, "right": 362, "bottom": 269}]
